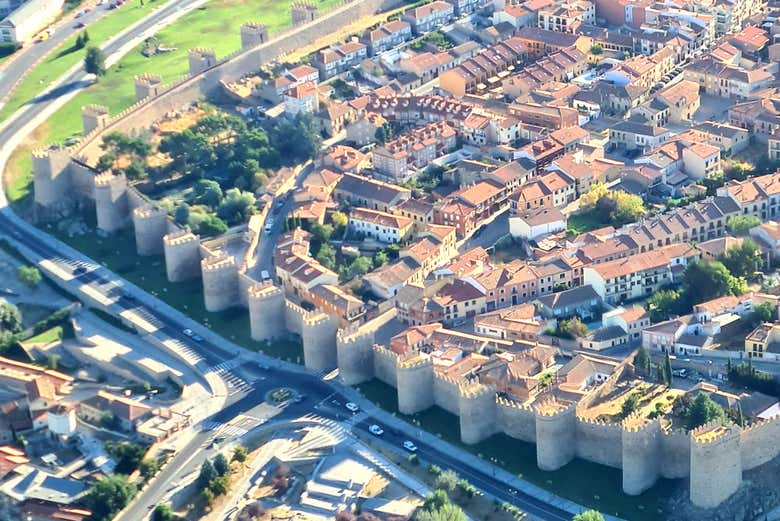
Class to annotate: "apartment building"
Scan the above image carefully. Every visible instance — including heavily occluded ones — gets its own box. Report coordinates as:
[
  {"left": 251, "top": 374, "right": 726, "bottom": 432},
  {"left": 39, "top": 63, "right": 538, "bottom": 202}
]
[
  {"left": 434, "top": 179, "right": 507, "bottom": 237},
  {"left": 315, "top": 41, "right": 368, "bottom": 79},
  {"left": 508, "top": 102, "right": 579, "bottom": 131},
  {"left": 716, "top": 172, "right": 780, "bottom": 221},
  {"left": 348, "top": 207, "right": 414, "bottom": 243},
  {"left": 609, "top": 120, "right": 671, "bottom": 151},
  {"left": 583, "top": 243, "right": 700, "bottom": 304},
  {"left": 692, "top": 122, "right": 749, "bottom": 155},
  {"left": 283, "top": 82, "right": 319, "bottom": 116},
  {"left": 537, "top": 0, "right": 595, "bottom": 33},
  {"left": 362, "top": 20, "right": 412, "bottom": 55},
  {"left": 684, "top": 58, "right": 774, "bottom": 100},
  {"left": 402, "top": 0, "right": 454, "bottom": 34},
  {"left": 729, "top": 97, "right": 780, "bottom": 142},
  {"left": 502, "top": 47, "right": 587, "bottom": 98},
  {"left": 372, "top": 121, "right": 457, "bottom": 182}
]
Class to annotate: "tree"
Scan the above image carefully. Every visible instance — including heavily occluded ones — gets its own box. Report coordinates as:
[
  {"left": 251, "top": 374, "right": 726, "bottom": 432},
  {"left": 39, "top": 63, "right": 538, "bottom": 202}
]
[
  {"left": 316, "top": 243, "right": 337, "bottom": 270},
  {"left": 105, "top": 441, "right": 147, "bottom": 475},
  {"left": 621, "top": 392, "right": 641, "bottom": 418},
  {"left": 96, "top": 152, "right": 117, "bottom": 173},
  {"left": 198, "top": 459, "right": 217, "bottom": 488},
  {"left": 193, "top": 179, "right": 223, "bottom": 208},
  {"left": 634, "top": 346, "right": 650, "bottom": 376},
  {"left": 456, "top": 479, "right": 476, "bottom": 498},
  {"left": 83, "top": 475, "right": 136, "bottom": 521},
  {"left": 201, "top": 487, "right": 215, "bottom": 507},
  {"left": 213, "top": 453, "right": 229, "bottom": 477},
  {"left": 310, "top": 222, "right": 334, "bottom": 242},
  {"left": 646, "top": 289, "right": 682, "bottom": 323},
  {"left": 557, "top": 317, "right": 588, "bottom": 339},
  {"left": 268, "top": 112, "right": 322, "bottom": 163},
  {"left": 435, "top": 470, "right": 458, "bottom": 493},
  {"left": 656, "top": 363, "right": 666, "bottom": 384},
  {"left": 747, "top": 301, "right": 776, "bottom": 326},
  {"left": 216, "top": 188, "right": 256, "bottom": 225},
  {"left": 590, "top": 44, "right": 603, "bottom": 54},
  {"left": 198, "top": 215, "right": 228, "bottom": 236},
  {"left": 349, "top": 256, "right": 373, "bottom": 278},
  {"left": 686, "top": 392, "right": 726, "bottom": 430},
  {"left": 682, "top": 261, "right": 740, "bottom": 306},
  {"left": 174, "top": 204, "right": 190, "bottom": 226},
  {"left": 330, "top": 211, "right": 348, "bottom": 231},
  {"left": 0, "top": 302, "right": 22, "bottom": 334},
  {"left": 423, "top": 490, "right": 449, "bottom": 511},
  {"left": 84, "top": 46, "right": 106, "bottom": 77},
  {"left": 726, "top": 215, "right": 760, "bottom": 236},
  {"left": 159, "top": 129, "right": 216, "bottom": 177},
  {"left": 152, "top": 503, "right": 173, "bottom": 521},
  {"left": 719, "top": 239, "right": 762, "bottom": 278},
  {"left": 16, "top": 266, "right": 41, "bottom": 288},
  {"left": 209, "top": 475, "right": 230, "bottom": 496},
  {"left": 373, "top": 250, "right": 389, "bottom": 268},
  {"left": 416, "top": 503, "right": 467, "bottom": 521},
  {"left": 232, "top": 445, "right": 247, "bottom": 463},
  {"left": 573, "top": 511, "right": 605, "bottom": 521},
  {"left": 139, "top": 458, "right": 160, "bottom": 480},
  {"left": 664, "top": 352, "right": 673, "bottom": 387}
]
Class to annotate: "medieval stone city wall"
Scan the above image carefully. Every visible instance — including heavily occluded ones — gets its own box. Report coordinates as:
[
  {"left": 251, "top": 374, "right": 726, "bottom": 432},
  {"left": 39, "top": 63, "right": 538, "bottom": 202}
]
[
  {"left": 621, "top": 417, "right": 661, "bottom": 496},
  {"left": 689, "top": 421, "right": 742, "bottom": 509},
  {"left": 496, "top": 397, "right": 536, "bottom": 443},
  {"left": 372, "top": 343, "right": 398, "bottom": 387},
  {"left": 660, "top": 427, "right": 691, "bottom": 479},
  {"left": 397, "top": 357, "right": 434, "bottom": 415},
  {"left": 432, "top": 372, "right": 461, "bottom": 415},
  {"left": 575, "top": 416, "right": 622, "bottom": 469},
  {"left": 739, "top": 416, "right": 780, "bottom": 470}
]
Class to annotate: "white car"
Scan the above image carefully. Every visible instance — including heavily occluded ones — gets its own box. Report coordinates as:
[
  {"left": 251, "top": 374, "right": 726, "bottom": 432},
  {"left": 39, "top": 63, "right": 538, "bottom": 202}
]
[
  {"left": 345, "top": 402, "right": 360, "bottom": 412},
  {"left": 403, "top": 440, "right": 418, "bottom": 452},
  {"left": 369, "top": 424, "right": 383, "bottom": 436},
  {"left": 182, "top": 328, "right": 194, "bottom": 337}
]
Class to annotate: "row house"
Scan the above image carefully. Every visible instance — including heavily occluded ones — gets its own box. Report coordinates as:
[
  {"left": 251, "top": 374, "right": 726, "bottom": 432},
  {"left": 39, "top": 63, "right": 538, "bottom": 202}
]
[
  {"left": 514, "top": 137, "right": 565, "bottom": 174},
  {"left": 716, "top": 171, "right": 780, "bottom": 221},
  {"left": 434, "top": 179, "right": 507, "bottom": 237},
  {"left": 400, "top": 224, "right": 458, "bottom": 278},
  {"left": 372, "top": 121, "right": 457, "bottom": 183},
  {"left": 606, "top": 46, "right": 675, "bottom": 89},
  {"left": 683, "top": 58, "right": 774, "bottom": 100},
  {"left": 362, "top": 20, "right": 412, "bottom": 55},
  {"left": 583, "top": 243, "right": 700, "bottom": 304},
  {"left": 309, "top": 284, "right": 367, "bottom": 324},
  {"left": 314, "top": 41, "right": 368, "bottom": 79},
  {"left": 502, "top": 46, "right": 587, "bottom": 98},
  {"left": 348, "top": 207, "right": 414, "bottom": 243},
  {"left": 514, "top": 26, "right": 592, "bottom": 58},
  {"left": 692, "top": 122, "right": 749, "bottom": 155},
  {"left": 546, "top": 150, "right": 624, "bottom": 195},
  {"left": 333, "top": 172, "right": 412, "bottom": 212},
  {"left": 609, "top": 120, "right": 671, "bottom": 151},
  {"left": 438, "top": 37, "right": 528, "bottom": 97},
  {"left": 402, "top": 0, "right": 454, "bottom": 34},
  {"left": 728, "top": 97, "right": 780, "bottom": 142},
  {"left": 398, "top": 51, "right": 454, "bottom": 83},
  {"left": 366, "top": 93, "right": 474, "bottom": 127}
]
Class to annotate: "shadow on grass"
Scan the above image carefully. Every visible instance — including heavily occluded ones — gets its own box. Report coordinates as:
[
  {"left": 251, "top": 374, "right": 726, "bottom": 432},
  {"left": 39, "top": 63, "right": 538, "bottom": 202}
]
[{"left": 356, "top": 378, "right": 682, "bottom": 521}]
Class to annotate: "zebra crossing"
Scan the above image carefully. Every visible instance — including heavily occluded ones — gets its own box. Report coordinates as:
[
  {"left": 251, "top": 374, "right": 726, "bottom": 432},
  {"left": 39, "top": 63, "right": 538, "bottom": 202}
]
[
  {"left": 208, "top": 361, "right": 253, "bottom": 395},
  {"left": 202, "top": 415, "right": 265, "bottom": 439}
]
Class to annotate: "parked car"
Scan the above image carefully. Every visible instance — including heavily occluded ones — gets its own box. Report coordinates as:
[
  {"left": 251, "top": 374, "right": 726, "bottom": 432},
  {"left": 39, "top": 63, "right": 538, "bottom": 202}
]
[
  {"left": 182, "top": 328, "right": 194, "bottom": 337},
  {"left": 369, "top": 424, "right": 384, "bottom": 436},
  {"left": 345, "top": 402, "right": 360, "bottom": 412}
]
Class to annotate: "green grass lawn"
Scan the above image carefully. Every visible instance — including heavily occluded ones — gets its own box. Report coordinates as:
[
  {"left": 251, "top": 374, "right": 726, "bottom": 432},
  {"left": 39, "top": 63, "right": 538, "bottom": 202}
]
[
  {"left": 24, "top": 326, "right": 65, "bottom": 344},
  {"left": 357, "top": 378, "right": 682, "bottom": 521},
  {"left": 5, "top": 0, "right": 342, "bottom": 204},
  {"left": 567, "top": 209, "right": 608, "bottom": 235},
  {"left": 40, "top": 220, "right": 303, "bottom": 361},
  {"left": 0, "top": 0, "right": 163, "bottom": 124}
]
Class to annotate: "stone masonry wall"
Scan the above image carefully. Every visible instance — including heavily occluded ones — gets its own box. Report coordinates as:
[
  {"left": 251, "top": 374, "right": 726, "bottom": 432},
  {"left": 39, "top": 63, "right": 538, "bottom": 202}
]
[
  {"left": 496, "top": 398, "right": 536, "bottom": 442},
  {"left": 432, "top": 372, "right": 460, "bottom": 415},
  {"left": 739, "top": 416, "right": 780, "bottom": 470},
  {"left": 575, "top": 417, "right": 623, "bottom": 468}
]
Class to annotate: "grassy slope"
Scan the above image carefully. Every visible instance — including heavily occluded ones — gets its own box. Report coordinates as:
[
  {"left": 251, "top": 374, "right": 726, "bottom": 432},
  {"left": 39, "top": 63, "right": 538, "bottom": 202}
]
[{"left": 5, "top": 0, "right": 341, "bottom": 203}]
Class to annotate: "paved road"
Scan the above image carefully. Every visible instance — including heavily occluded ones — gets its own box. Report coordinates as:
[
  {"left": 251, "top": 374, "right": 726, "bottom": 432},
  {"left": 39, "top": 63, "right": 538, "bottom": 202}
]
[{"left": 0, "top": 0, "right": 111, "bottom": 104}]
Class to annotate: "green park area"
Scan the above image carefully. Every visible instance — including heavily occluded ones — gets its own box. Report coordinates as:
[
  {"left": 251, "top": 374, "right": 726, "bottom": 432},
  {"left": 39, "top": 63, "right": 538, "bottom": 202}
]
[
  {"left": 39, "top": 218, "right": 304, "bottom": 362},
  {"left": 4, "top": 0, "right": 341, "bottom": 205},
  {"left": 356, "top": 378, "right": 681, "bottom": 521}
]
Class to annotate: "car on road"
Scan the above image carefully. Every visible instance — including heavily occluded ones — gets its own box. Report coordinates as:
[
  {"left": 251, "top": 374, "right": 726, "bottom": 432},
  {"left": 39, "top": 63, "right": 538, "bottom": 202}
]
[
  {"left": 264, "top": 220, "right": 274, "bottom": 234},
  {"left": 403, "top": 440, "right": 418, "bottom": 452},
  {"left": 345, "top": 402, "right": 359, "bottom": 412},
  {"left": 369, "top": 424, "right": 384, "bottom": 436},
  {"left": 261, "top": 270, "right": 271, "bottom": 281},
  {"left": 182, "top": 328, "right": 194, "bottom": 337},
  {"left": 192, "top": 333, "right": 204, "bottom": 342},
  {"left": 75, "top": 22, "right": 86, "bottom": 28}
]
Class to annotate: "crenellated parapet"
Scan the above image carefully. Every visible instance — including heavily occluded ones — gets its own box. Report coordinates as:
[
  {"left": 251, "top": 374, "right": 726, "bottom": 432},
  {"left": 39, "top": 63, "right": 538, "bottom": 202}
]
[
  {"left": 248, "top": 282, "right": 287, "bottom": 342},
  {"left": 621, "top": 414, "right": 661, "bottom": 495},
  {"left": 201, "top": 254, "right": 239, "bottom": 312},
  {"left": 535, "top": 399, "right": 577, "bottom": 471},
  {"left": 163, "top": 230, "right": 201, "bottom": 282},
  {"left": 94, "top": 172, "right": 129, "bottom": 233},
  {"left": 458, "top": 382, "right": 498, "bottom": 444},
  {"left": 336, "top": 325, "right": 375, "bottom": 385},
  {"left": 132, "top": 205, "right": 169, "bottom": 255},
  {"left": 739, "top": 415, "right": 780, "bottom": 470},
  {"left": 396, "top": 355, "right": 434, "bottom": 415},
  {"left": 134, "top": 74, "right": 163, "bottom": 102},
  {"left": 690, "top": 420, "right": 742, "bottom": 509},
  {"left": 188, "top": 48, "right": 218, "bottom": 75},
  {"left": 33, "top": 145, "right": 73, "bottom": 214},
  {"left": 371, "top": 343, "right": 399, "bottom": 387},
  {"left": 81, "top": 104, "right": 110, "bottom": 134},
  {"left": 301, "top": 309, "right": 339, "bottom": 372},
  {"left": 240, "top": 22, "right": 269, "bottom": 49}
]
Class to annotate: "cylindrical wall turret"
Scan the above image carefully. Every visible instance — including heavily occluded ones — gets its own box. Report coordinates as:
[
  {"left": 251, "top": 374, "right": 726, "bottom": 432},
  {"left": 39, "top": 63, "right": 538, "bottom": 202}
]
[
  {"left": 535, "top": 401, "right": 576, "bottom": 471},
  {"left": 134, "top": 74, "right": 163, "bottom": 102},
  {"left": 94, "top": 172, "right": 129, "bottom": 233},
  {"left": 81, "top": 105, "right": 110, "bottom": 134},
  {"left": 302, "top": 311, "right": 338, "bottom": 372},
  {"left": 240, "top": 22, "right": 269, "bottom": 49},
  {"left": 337, "top": 328, "right": 375, "bottom": 385},
  {"left": 163, "top": 230, "right": 201, "bottom": 282},
  {"left": 396, "top": 357, "right": 434, "bottom": 415},
  {"left": 248, "top": 283, "right": 286, "bottom": 341},
  {"left": 459, "top": 383, "right": 498, "bottom": 444},
  {"left": 201, "top": 254, "right": 239, "bottom": 312},
  {"left": 132, "top": 205, "right": 168, "bottom": 255},
  {"left": 188, "top": 49, "right": 217, "bottom": 76},
  {"left": 622, "top": 417, "right": 661, "bottom": 495},
  {"left": 690, "top": 423, "right": 742, "bottom": 508},
  {"left": 33, "top": 146, "right": 72, "bottom": 209}
]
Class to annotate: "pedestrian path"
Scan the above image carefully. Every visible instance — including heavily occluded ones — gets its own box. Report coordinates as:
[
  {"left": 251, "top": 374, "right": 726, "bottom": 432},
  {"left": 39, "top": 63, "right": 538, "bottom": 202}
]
[{"left": 207, "top": 361, "right": 252, "bottom": 395}]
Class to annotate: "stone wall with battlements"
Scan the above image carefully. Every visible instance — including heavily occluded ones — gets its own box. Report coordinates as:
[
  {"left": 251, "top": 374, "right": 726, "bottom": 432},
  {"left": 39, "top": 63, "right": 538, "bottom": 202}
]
[
  {"left": 432, "top": 372, "right": 461, "bottom": 415},
  {"left": 301, "top": 310, "right": 339, "bottom": 372},
  {"left": 201, "top": 254, "right": 239, "bottom": 312},
  {"left": 575, "top": 416, "right": 622, "bottom": 468},
  {"left": 164, "top": 230, "right": 201, "bottom": 282},
  {"left": 535, "top": 400, "right": 577, "bottom": 471},
  {"left": 248, "top": 282, "right": 287, "bottom": 342},
  {"left": 621, "top": 416, "right": 661, "bottom": 495},
  {"left": 459, "top": 383, "right": 498, "bottom": 444},
  {"left": 660, "top": 427, "right": 690, "bottom": 479},
  {"left": 336, "top": 325, "right": 375, "bottom": 385},
  {"left": 739, "top": 416, "right": 780, "bottom": 470},
  {"left": 690, "top": 420, "right": 742, "bottom": 509},
  {"left": 496, "top": 397, "right": 536, "bottom": 442},
  {"left": 397, "top": 357, "right": 434, "bottom": 415},
  {"left": 372, "top": 344, "right": 398, "bottom": 387}
]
